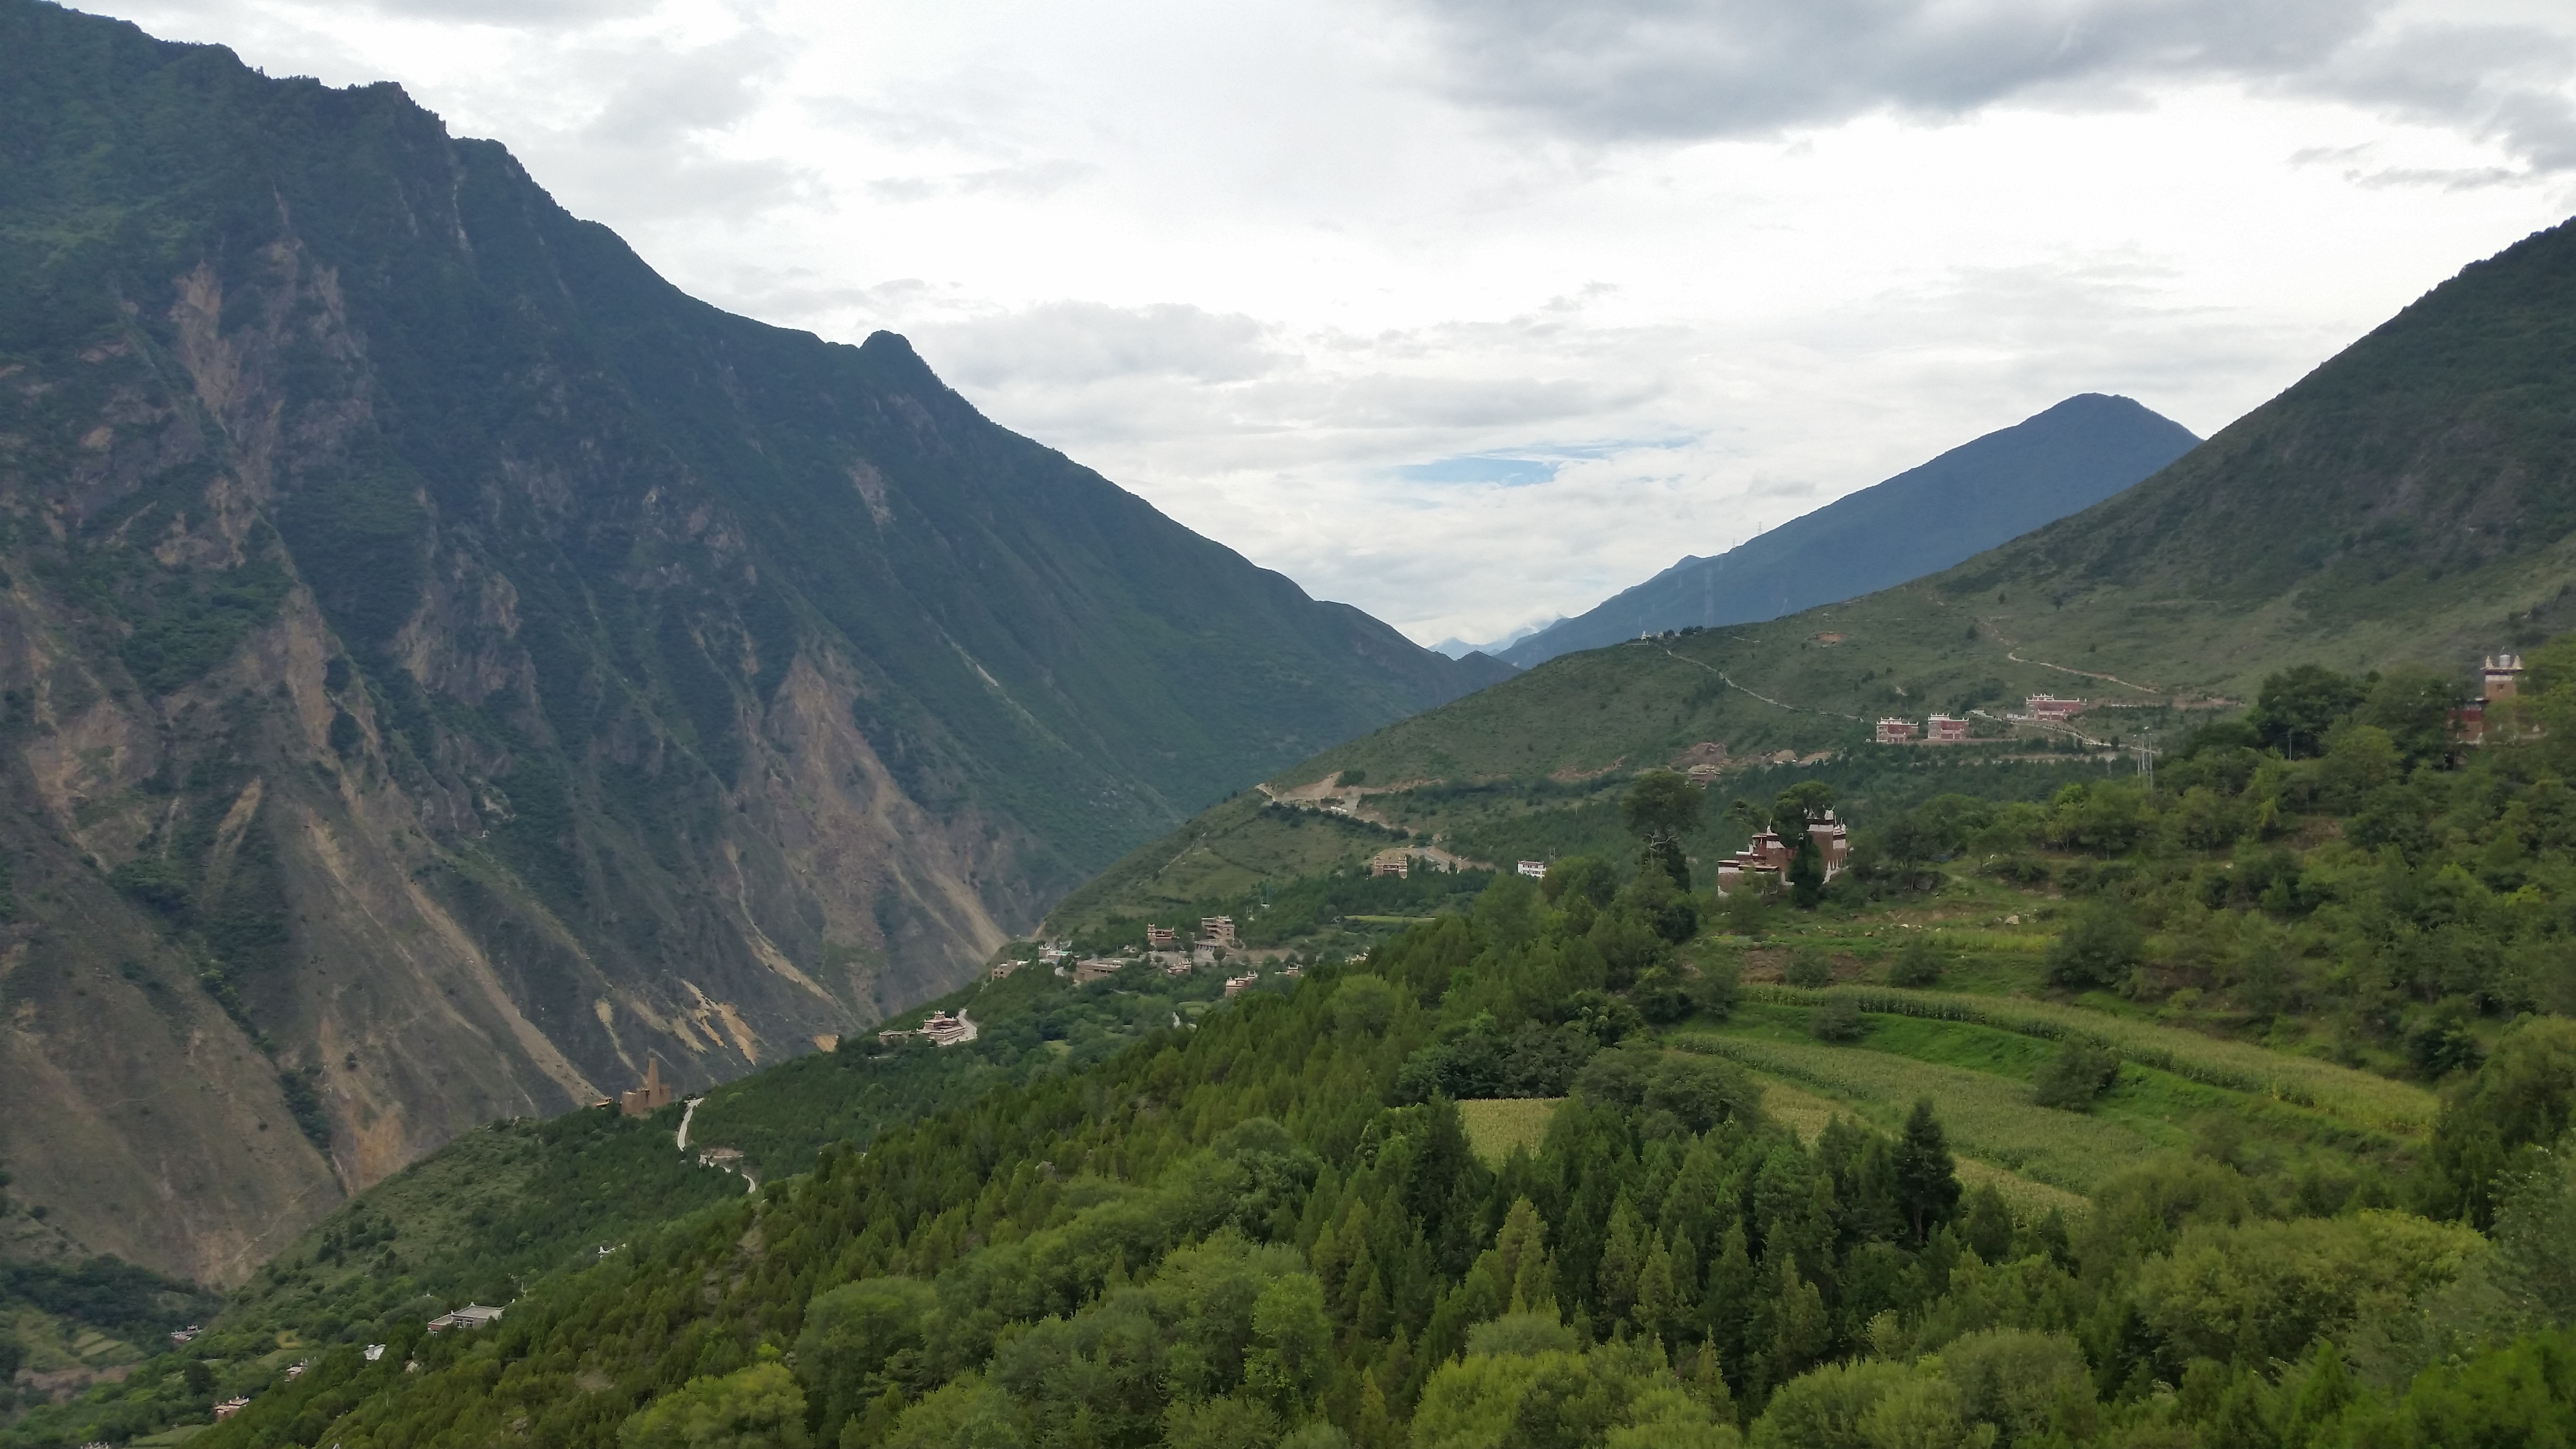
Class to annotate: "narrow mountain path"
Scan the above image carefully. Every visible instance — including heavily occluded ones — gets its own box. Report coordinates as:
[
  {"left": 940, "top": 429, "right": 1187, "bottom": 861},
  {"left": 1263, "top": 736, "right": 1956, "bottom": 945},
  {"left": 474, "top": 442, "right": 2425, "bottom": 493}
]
[
  {"left": 1648, "top": 643, "right": 1861, "bottom": 720},
  {"left": 676, "top": 1096, "right": 704, "bottom": 1151},
  {"left": 1978, "top": 616, "right": 2162, "bottom": 695},
  {"left": 2003, "top": 648, "right": 2161, "bottom": 694}
]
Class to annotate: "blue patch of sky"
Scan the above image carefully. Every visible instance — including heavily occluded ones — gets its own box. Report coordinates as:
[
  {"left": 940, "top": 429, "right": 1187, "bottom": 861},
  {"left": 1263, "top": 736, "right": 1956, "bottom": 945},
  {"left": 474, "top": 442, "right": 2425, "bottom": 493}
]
[
  {"left": 1395, "top": 436, "right": 1705, "bottom": 486},
  {"left": 1395, "top": 455, "right": 1560, "bottom": 485}
]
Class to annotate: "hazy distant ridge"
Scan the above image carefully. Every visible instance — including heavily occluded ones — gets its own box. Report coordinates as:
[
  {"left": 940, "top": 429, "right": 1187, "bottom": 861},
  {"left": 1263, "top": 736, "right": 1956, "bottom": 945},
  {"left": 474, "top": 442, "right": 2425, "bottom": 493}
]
[{"left": 1501, "top": 394, "right": 2199, "bottom": 667}]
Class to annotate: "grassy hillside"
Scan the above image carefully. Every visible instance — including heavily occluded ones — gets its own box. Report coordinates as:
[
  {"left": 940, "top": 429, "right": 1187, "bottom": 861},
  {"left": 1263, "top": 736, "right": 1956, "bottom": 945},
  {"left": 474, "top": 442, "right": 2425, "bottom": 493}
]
[{"left": 1044, "top": 742, "right": 2124, "bottom": 948}]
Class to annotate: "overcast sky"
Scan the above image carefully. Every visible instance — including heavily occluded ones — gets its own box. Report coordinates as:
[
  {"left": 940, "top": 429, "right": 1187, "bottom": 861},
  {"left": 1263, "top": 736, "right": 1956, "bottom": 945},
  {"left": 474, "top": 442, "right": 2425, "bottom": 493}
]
[{"left": 80, "top": 0, "right": 2576, "bottom": 648}]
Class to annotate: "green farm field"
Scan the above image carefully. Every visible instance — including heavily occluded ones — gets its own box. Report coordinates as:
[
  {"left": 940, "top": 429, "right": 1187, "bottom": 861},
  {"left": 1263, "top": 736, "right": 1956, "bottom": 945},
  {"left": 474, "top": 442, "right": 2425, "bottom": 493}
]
[
  {"left": 1456, "top": 1097, "right": 1562, "bottom": 1166},
  {"left": 1666, "top": 987, "right": 2429, "bottom": 1197}
]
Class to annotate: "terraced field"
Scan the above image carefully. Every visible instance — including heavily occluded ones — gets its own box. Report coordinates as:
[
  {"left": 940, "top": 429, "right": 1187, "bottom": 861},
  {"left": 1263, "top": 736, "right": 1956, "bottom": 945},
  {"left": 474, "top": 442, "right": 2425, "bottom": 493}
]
[
  {"left": 1737, "top": 986, "right": 2437, "bottom": 1138},
  {"left": 1674, "top": 1025, "right": 2165, "bottom": 1193},
  {"left": 1752, "top": 1079, "right": 2087, "bottom": 1220},
  {"left": 1650, "top": 978, "right": 2434, "bottom": 1204}
]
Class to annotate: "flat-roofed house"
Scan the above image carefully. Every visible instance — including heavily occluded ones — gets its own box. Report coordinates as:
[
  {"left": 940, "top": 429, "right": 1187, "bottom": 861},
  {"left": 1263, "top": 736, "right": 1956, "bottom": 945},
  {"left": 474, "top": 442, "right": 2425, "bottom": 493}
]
[{"left": 427, "top": 1304, "right": 505, "bottom": 1333}]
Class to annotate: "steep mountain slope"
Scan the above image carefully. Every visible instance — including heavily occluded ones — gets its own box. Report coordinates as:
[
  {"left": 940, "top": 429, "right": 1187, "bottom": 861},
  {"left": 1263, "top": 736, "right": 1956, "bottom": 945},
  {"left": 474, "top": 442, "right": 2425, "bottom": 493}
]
[
  {"left": 0, "top": 0, "right": 1500, "bottom": 1283},
  {"left": 1058, "top": 216, "right": 2576, "bottom": 930},
  {"left": 1501, "top": 395, "right": 2198, "bottom": 667}
]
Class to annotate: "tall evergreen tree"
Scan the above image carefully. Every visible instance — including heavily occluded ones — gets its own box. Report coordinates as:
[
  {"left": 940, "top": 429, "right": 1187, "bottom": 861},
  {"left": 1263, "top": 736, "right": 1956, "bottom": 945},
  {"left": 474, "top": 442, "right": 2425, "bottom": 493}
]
[{"left": 1892, "top": 1098, "right": 1962, "bottom": 1245}]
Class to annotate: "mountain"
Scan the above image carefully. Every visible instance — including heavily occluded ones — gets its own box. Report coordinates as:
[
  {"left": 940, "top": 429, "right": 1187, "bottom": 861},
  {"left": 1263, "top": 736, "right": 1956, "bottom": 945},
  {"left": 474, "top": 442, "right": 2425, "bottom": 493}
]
[
  {"left": 13, "top": 200, "right": 2575, "bottom": 1449},
  {"left": 1432, "top": 625, "right": 1551, "bottom": 661},
  {"left": 1054, "top": 215, "right": 2576, "bottom": 936},
  {"left": 1498, "top": 395, "right": 2199, "bottom": 668},
  {"left": 0, "top": 0, "right": 1502, "bottom": 1284}
]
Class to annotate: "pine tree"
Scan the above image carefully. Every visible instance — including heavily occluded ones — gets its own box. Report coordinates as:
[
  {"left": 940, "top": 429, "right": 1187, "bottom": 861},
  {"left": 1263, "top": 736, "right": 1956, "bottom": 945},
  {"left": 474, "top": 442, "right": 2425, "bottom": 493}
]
[
  {"left": 1892, "top": 1098, "right": 1962, "bottom": 1244},
  {"left": 1666, "top": 1227, "right": 1699, "bottom": 1329},
  {"left": 1679, "top": 1341, "right": 1736, "bottom": 1427},
  {"left": 1595, "top": 1198, "right": 1646, "bottom": 1329},
  {"left": 1961, "top": 1183, "right": 2013, "bottom": 1264},
  {"left": 1703, "top": 1221, "right": 1756, "bottom": 1376},
  {"left": 1478, "top": 1196, "right": 1557, "bottom": 1316},
  {"left": 1764, "top": 1254, "right": 1830, "bottom": 1391},
  {"left": 1344, "top": 1237, "right": 1388, "bottom": 1340},
  {"left": 1633, "top": 1231, "right": 1676, "bottom": 1343},
  {"left": 1356, "top": 1373, "right": 1393, "bottom": 1449}
]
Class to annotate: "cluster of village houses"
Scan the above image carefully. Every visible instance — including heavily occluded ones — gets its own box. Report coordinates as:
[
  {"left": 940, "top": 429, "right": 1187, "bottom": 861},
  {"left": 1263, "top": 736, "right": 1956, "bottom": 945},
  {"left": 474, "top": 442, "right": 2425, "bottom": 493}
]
[
  {"left": 1367, "top": 845, "right": 1485, "bottom": 877},
  {"left": 870, "top": 915, "right": 1310, "bottom": 1053},
  {"left": 197, "top": 1307, "right": 504, "bottom": 1427},
  {"left": 1874, "top": 693, "right": 2082, "bottom": 744},
  {"left": 1876, "top": 654, "right": 2528, "bottom": 749}
]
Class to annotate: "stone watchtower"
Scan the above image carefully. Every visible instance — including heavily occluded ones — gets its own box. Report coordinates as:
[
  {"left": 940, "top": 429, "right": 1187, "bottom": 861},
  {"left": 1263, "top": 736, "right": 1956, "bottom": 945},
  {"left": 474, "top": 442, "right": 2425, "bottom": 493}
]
[{"left": 620, "top": 1058, "right": 674, "bottom": 1117}]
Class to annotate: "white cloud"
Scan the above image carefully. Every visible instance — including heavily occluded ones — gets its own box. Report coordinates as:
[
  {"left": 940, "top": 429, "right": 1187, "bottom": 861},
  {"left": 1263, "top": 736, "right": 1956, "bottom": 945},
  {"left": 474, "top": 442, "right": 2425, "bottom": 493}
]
[
  {"left": 1403, "top": 0, "right": 2576, "bottom": 177},
  {"left": 1404, "top": 0, "right": 2375, "bottom": 139},
  {"left": 922, "top": 303, "right": 1279, "bottom": 387},
  {"left": 77, "top": 0, "right": 2576, "bottom": 644}
]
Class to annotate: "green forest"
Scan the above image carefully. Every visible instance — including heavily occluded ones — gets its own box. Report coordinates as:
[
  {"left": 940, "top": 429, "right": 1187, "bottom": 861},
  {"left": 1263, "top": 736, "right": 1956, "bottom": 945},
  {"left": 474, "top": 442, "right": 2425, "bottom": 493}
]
[{"left": 14, "top": 640, "right": 2576, "bottom": 1449}]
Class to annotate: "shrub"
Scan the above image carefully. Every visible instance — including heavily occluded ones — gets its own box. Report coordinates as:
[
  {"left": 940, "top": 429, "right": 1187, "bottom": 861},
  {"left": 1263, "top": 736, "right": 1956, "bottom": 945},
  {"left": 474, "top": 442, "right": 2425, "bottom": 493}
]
[
  {"left": 2422, "top": 1015, "right": 2576, "bottom": 1227},
  {"left": 1718, "top": 885, "right": 1771, "bottom": 936},
  {"left": 1811, "top": 995, "right": 1866, "bottom": 1043},
  {"left": 1690, "top": 955, "right": 1743, "bottom": 1021},
  {"left": 1984, "top": 855, "right": 2051, "bottom": 886},
  {"left": 1328, "top": 976, "right": 1397, "bottom": 1038},
  {"left": 1785, "top": 947, "right": 1834, "bottom": 988},
  {"left": 2407, "top": 1001, "right": 2483, "bottom": 1079},
  {"left": 1575, "top": 1049, "right": 1760, "bottom": 1133},
  {"left": 1886, "top": 936, "right": 1947, "bottom": 988},
  {"left": 2045, "top": 902, "right": 2143, "bottom": 990},
  {"left": 619, "top": 1361, "right": 810, "bottom": 1449},
  {"left": 1589, "top": 908, "right": 1670, "bottom": 988},
  {"left": 2032, "top": 1042, "right": 2121, "bottom": 1111},
  {"left": 1633, "top": 966, "right": 1690, "bottom": 1024},
  {"left": 1542, "top": 856, "right": 1618, "bottom": 909},
  {"left": 1623, "top": 864, "right": 1699, "bottom": 944}
]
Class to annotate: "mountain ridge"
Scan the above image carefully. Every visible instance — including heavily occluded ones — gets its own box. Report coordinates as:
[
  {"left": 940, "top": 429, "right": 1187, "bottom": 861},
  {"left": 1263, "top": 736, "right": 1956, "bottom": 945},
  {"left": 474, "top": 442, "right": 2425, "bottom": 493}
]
[
  {"left": 1499, "top": 394, "right": 2199, "bottom": 667},
  {"left": 0, "top": 0, "right": 1499, "bottom": 1284}
]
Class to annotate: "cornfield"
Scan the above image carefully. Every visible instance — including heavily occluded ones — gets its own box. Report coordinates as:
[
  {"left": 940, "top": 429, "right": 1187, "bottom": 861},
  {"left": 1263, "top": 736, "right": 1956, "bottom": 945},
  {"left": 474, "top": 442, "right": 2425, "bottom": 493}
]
[
  {"left": 1674, "top": 1030, "right": 2171, "bottom": 1193},
  {"left": 1740, "top": 984, "right": 2435, "bottom": 1137}
]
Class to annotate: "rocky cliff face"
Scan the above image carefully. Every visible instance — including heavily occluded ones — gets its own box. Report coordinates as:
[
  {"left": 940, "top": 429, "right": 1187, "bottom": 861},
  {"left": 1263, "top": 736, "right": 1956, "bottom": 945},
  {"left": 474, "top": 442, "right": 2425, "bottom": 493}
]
[{"left": 0, "top": 0, "right": 1500, "bottom": 1282}]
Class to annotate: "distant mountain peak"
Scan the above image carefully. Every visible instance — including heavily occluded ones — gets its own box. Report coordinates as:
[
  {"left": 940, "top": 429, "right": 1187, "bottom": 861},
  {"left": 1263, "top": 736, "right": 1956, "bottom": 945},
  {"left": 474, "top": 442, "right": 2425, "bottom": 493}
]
[{"left": 1499, "top": 394, "right": 2198, "bottom": 668}]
